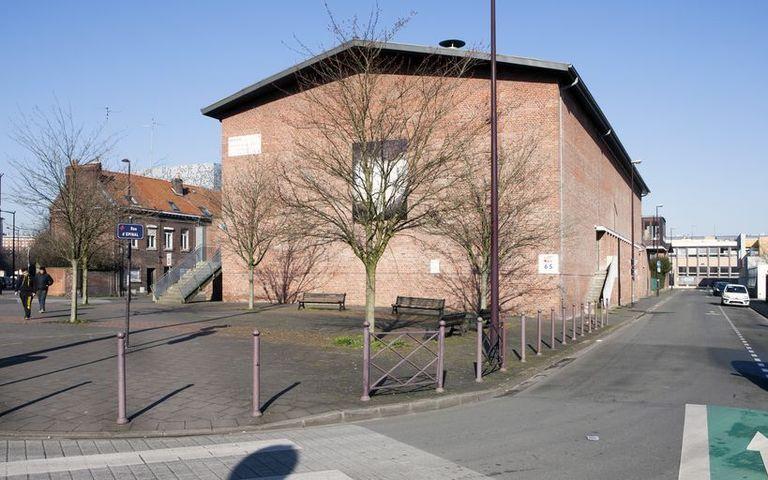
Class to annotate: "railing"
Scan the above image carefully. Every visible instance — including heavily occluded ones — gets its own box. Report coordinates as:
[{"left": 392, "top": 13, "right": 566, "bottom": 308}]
[
  {"left": 361, "top": 321, "right": 446, "bottom": 400},
  {"left": 152, "top": 245, "right": 219, "bottom": 300},
  {"left": 176, "top": 248, "right": 221, "bottom": 300}
]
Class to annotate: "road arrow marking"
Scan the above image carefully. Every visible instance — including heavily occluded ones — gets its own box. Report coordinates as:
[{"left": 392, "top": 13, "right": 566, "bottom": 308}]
[{"left": 747, "top": 431, "right": 768, "bottom": 473}]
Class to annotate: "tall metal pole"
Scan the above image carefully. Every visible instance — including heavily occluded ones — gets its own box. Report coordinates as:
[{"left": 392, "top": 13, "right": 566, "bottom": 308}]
[
  {"left": 629, "top": 159, "right": 642, "bottom": 306},
  {"left": 11, "top": 212, "right": 15, "bottom": 278},
  {"left": 655, "top": 204, "right": 662, "bottom": 297},
  {"left": 0, "top": 173, "right": 3, "bottom": 275},
  {"left": 489, "top": 0, "right": 501, "bottom": 344},
  {"left": 123, "top": 159, "right": 132, "bottom": 345}
]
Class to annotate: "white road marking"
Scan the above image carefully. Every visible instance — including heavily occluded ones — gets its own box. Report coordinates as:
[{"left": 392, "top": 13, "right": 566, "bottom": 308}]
[
  {"left": 0, "top": 439, "right": 299, "bottom": 476},
  {"left": 678, "top": 404, "right": 711, "bottom": 480},
  {"left": 719, "top": 305, "right": 768, "bottom": 380},
  {"left": 244, "top": 472, "right": 353, "bottom": 480}
]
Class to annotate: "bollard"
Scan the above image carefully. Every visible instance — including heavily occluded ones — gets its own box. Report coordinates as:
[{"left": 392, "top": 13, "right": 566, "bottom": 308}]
[
  {"left": 116, "top": 332, "right": 128, "bottom": 425},
  {"left": 361, "top": 321, "right": 371, "bottom": 401},
  {"left": 536, "top": 310, "right": 542, "bottom": 356},
  {"left": 475, "top": 317, "right": 483, "bottom": 382},
  {"left": 520, "top": 315, "right": 526, "bottom": 363},
  {"left": 561, "top": 305, "right": 567, "bottom": 345},
  {"left": 588, "top": 302, "right": 593, "bottom": 333},
  {"left": 252, "top": 330, "right": 262, "bottom": 417},
  {"left": 571, "top": 304, "right": 577, "bottom": 341},
  {"left": 500, "top": 318, "right": 508, "bottom": 372},
  {"left": 436, "top": 320, "right": 446, "bottom": 392},
  {"left": 580, "top": 303, "right": 585, "bottom": 337},
  {"left": 550, "top": 308, "right": 556, "bottom": 350},
  {"left": 601, "top": 303, "right": 606, "bottom": 327},
  {"left": 605, "top": 305, "right": 609, "bottom": 326}
]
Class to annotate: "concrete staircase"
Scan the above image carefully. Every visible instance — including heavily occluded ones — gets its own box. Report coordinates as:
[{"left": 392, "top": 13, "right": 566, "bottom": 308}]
[{"left": 585, "top": 268, "right": 609, "bottom": 305}]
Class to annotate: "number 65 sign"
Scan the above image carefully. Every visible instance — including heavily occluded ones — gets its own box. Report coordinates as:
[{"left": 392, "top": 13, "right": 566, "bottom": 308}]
[{"left": 538, "top": 254, "right": 560, "bottom": 275}]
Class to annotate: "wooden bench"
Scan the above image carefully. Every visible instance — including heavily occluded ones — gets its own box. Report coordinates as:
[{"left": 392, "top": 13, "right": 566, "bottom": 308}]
[
  {"left": 391, "top": 296, "right": 467, "bottom": 335},
  {"left": 298, "top": 292, "right": 346, "bottom": 310}
]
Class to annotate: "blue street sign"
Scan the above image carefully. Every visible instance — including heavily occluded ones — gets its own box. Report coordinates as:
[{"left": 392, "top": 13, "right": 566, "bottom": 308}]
[{"left": 116, "top": 223, "right": 145, "bottom": 240}]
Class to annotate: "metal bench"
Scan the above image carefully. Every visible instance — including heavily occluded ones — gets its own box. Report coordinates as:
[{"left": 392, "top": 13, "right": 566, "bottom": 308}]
[
  {"left": 391, "top": 296, "right": 467, "bottom": 335},
  {"left": 298, "top": 292, "right": 346, "bottom": 310}
]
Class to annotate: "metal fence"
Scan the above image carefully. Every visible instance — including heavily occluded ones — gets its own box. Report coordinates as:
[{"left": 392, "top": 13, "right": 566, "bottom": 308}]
[{"left": 361, "top": 321, "right": 446, "bottom": 400}]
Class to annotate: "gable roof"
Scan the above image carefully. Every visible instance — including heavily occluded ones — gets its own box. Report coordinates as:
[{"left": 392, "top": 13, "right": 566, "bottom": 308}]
[
  {"left": 103, "top": 170, "right": 220, "bottom": 219},
  {"left": 201, "top": 39, "right": 648, "bottom": 195}
]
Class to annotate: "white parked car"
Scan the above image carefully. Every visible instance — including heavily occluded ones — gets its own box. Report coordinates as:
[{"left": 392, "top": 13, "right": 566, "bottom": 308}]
[{"left": 721, "top": 284, "right": 750, "bottom": 307}]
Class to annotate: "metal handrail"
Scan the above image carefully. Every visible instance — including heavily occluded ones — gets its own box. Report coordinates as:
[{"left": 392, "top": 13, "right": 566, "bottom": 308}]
[{"left": 152, "top": 245, "right": 218, "bottom": 300}]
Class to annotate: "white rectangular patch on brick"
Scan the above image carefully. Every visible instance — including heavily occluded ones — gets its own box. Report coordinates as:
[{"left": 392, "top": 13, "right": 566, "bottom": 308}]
[{"left": 228, "top": 133, "right": 262, "bottom": 156}]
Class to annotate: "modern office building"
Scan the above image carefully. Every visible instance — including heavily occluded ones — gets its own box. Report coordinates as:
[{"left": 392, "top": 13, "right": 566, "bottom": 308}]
[{"left": 669, "top": 236, "right": 741, "bottom": 287}]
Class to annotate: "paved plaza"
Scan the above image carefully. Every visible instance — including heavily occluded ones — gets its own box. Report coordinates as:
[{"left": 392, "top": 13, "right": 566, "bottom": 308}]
[{"left": 0, "top": 294, "right": 658, "bottom": 435}]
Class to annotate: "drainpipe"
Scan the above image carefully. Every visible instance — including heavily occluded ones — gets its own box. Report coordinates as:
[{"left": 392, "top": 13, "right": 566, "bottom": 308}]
[{"left": 559, "top": 75, "right": 579, "bottom": 306}]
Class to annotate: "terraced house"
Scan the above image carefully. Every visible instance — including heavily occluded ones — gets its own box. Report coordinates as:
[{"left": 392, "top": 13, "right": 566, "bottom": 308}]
[{"left": 202, "top": 40, "right": 652, "bottom": 311}]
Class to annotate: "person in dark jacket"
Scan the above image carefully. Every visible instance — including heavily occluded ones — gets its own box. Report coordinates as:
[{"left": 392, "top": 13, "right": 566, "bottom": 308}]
[
  {"left": 34, "top": 267, "right": 54, "bottom": 313},
  {"left": 15, "top": 267, "right": 35, "bottom": 320}
]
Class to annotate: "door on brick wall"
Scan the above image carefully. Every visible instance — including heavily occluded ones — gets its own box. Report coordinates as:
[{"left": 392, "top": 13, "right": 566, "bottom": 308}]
[{"left": 146, "top": 268, "right": 155, "bottom": 292}]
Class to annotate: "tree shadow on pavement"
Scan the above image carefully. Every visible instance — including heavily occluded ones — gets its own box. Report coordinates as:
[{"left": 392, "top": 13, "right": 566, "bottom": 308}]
[
  {"left": 228, "top": 445, "right": 298, "bottom": 479},
  {"left": 166, "top": 325, "right": 226, "bottom": 344},
  {"left": 732, "top": 361, "right": 768, "bottom": 391}
]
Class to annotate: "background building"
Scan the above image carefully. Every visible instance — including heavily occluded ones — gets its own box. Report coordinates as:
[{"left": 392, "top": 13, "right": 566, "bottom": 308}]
[
  {"left": 143, "top": 163, "right": 222, "bottom": 190},
  {"left": 669, "top": 236, "right": 742, "bottom": 288},
  {"left": 202, "top": 41, "right": 651, "bottom": 311}
]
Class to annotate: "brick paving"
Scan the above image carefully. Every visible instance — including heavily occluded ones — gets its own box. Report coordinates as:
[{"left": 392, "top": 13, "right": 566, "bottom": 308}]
[{"left": 0, "top": 293, "right": 666, "bottom": 435}]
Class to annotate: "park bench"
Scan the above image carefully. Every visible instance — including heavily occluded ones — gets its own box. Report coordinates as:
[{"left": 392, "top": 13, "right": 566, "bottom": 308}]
[
  {"left": 391, "top": 296, "right": 467, "bottom": 335},
  {"left": 298, "top": 292, "right": 346, "bottom": 310}
]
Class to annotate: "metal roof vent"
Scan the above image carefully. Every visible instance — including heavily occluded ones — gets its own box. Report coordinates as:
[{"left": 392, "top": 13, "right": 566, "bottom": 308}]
[{"left": 439, "top": 39, "right": 466, "bottom": 49}]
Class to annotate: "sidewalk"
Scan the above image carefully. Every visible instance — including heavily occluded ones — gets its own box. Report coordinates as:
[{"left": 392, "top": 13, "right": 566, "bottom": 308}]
[{"left": 0, "top": 292, "right": 672, "bottom": 437}]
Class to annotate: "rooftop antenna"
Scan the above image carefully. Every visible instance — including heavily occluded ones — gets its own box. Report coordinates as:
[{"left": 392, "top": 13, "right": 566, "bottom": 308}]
[{"left": 141, "top": 117, "right": 164, "bottom": 164}]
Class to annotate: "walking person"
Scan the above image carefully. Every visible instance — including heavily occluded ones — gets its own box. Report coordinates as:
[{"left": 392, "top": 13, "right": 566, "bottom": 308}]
[
  {"left": 14, "top": 267, "right": 35, "bottom": 320},
  {"left": 34, "top": 266, "right": 54, "bottom": 313}
]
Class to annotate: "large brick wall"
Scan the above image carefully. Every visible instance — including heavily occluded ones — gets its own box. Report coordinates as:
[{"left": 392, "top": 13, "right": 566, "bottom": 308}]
[
  {"left": 560, "top": 91, "right": 649, "bottom": 306},
  {"left": 47, "top": 267, "right": 118, "bottom": 297},
  {"left": 216, "top": 71, "right": 647, "bottom": 312}
]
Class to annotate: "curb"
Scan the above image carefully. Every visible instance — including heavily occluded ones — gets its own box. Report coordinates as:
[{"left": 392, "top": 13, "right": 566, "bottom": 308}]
[{"left": 0, "top": 292, "right": 676, "bottom": 440}]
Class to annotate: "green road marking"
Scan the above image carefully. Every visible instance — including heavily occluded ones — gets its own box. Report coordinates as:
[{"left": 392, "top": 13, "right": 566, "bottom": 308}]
[{"left": 708, "top": 405, "right": 768, "bottom": 479}]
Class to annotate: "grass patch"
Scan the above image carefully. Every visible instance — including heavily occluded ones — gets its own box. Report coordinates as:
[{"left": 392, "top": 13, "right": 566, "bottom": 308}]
[{"left": 332, "top": 335, "right": 409, "bottom": 350}]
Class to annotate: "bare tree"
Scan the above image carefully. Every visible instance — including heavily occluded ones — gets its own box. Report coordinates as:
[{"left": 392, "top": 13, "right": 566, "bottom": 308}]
[
  {"left": 283, "top": 12, "right": 483, "bottom": 331},
  {"left": 11, "top": 104, "right": 115, "bottom": 322},
  {"left": 426, "top": 135, "right": 557, "bottom": 314},
  {"left": 220, "top": 160, "right": 281, "bottom": 309},
  {"left": 256, "top": 238, "right": 325, "bottom": 304}
]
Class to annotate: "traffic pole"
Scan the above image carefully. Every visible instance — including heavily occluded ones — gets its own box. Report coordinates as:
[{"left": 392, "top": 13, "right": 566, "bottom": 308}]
[{"left": 252, "top": 330, "right": 262, "bottom": 417}]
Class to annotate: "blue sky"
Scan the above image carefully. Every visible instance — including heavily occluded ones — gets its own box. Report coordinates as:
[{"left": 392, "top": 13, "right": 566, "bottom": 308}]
[{"left": 1, "top": 0, "right": 766, "bottom": 236}]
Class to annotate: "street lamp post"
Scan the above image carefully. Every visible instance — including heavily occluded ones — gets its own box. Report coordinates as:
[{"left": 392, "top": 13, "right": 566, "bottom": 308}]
[
  {"left": 630, "top": 160, "right": 642, "bottom": 306},
  {"left": 1, "top": 210, "right": 16, "bottom": 279},
  {"left": 489, "top": 0, "right": 501, "bottom": 347},
  {"left": 121, "top": 158, "right": 132, "bottom": 345},
  {"left": 654, "top": 203, "right": 663, "bottom": 296}
]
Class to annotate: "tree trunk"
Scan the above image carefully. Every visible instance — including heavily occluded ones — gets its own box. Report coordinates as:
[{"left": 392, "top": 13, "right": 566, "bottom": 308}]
[
  {"left": 81, "top": 261, "right": 89, "bottom": 305},
  {"left": 479, "top": 267, "right": 489, "bottom": 313},
  {"left": 365, "top": 262, "right": 376, "bottom": 332},
  {"left": 69, "top": 258, "right": 78, "bottom": 322},
  {"left": 248, "top": 262, "right": 255, "bottom": 310}
]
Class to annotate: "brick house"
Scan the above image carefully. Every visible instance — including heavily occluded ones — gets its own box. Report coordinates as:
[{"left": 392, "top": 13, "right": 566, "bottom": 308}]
[
  {"left": 202, "top": 40, "right": 651, "bottom": 311},
  {"left": 82, "top": 163, "right": 221, "bottom": 295}
]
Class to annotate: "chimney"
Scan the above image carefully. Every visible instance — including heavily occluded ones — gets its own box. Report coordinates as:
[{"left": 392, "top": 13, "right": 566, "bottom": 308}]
[{"left": 171, "top": 177, "right": 184, "bottom": 196}]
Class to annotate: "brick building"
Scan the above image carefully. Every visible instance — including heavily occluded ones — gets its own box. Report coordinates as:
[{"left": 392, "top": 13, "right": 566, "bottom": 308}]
[
  {"left": 67, "top": 163, "right": 222, "bottom": 295},
  {"left": 202, "top": 41, "right": 651, "bottom": 311}
]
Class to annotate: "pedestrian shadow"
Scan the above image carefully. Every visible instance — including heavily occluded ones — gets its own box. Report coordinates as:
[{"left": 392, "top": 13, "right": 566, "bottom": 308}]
[
  {"left": 732, "top": 361, "right": 768, "bottom": 391},
  {"left": 228, "top": 444, "right": 298, "bottom": 479},
  {"left": 128, "top": 384, "right": 194, "bottom": 421}
]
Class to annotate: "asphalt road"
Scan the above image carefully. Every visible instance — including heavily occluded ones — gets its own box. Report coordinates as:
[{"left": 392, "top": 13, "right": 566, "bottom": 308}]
[{"left": 365, "top": 290, "right": 768, "bottom": 479}]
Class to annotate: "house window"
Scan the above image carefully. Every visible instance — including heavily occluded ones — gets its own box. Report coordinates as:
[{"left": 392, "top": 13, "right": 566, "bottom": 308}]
[
  {"left": 168, "top": 201, "right": 180, "bottom": 213},
  {"left": 199, "top": 206, "right": 212, "bottom": 218},
  {"left": 147, "top": 228, "right": 157, "bottom": 250},
  {"left": 678, "top": 267, "right": 686, "bottom": 274},
  {"left": 181, "top": 229, "right": 190, "bottom": 251},
  {"left": 164, "top": 229, "right": 174, "bottom": 251},
  {"left": 699, "top": 266, "right": 708, "bottom": 274},
  {"left": 130, "top": 238, "right": 139, "bottom": 249},
  {"left": 352, "top": 139, "right": 408, "bottom": 222}
]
